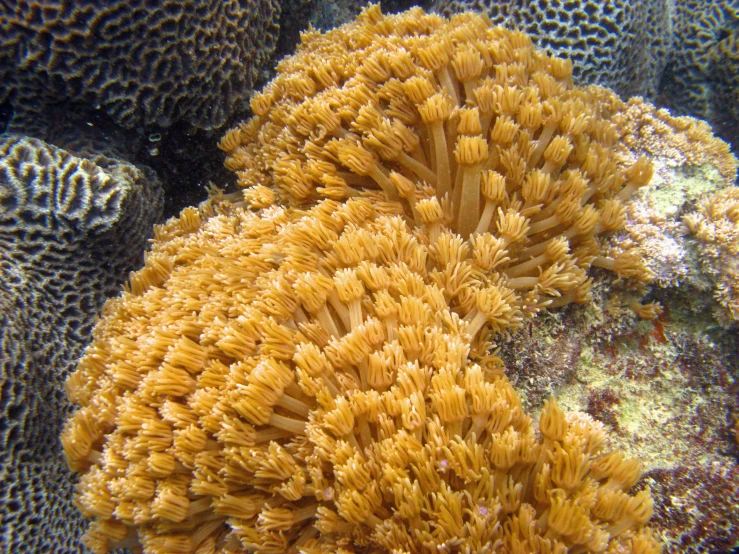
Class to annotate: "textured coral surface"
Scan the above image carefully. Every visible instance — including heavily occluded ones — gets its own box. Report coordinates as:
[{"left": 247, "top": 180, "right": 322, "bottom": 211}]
[
  {"left": 0, "top": 0, "right": 280, "bottom": 132},
  {"left": 0, "top": 135, "right": 162, "bottom": 552},
  {"left": 600, "top": 95, "right": 739, "bottom": 325},
  {"left": 659, "top": 0, "right": 739, "bottom": 144},
  {"left": 683, "top": 174, "right": 739, "bottom": 323},
  {"left": 500, "top": 279, "right": 739, "bottom": 553},
  {"left": 495, "top": 115, "right": 739, "bottom": 551},
  {"left": 62, "top": 7, "right": 667, "bottom": 553}
]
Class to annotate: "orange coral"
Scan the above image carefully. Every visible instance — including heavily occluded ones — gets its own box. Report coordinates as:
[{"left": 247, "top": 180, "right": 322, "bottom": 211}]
[
  {"left": 226, "top": 6, "right": 656, "bottom": 309},
  {"left": 62, "top": 6, "right": 663, "bottom": 553},
  {"left": 63, "top": 199, "right": 660, "bottom": 553}
]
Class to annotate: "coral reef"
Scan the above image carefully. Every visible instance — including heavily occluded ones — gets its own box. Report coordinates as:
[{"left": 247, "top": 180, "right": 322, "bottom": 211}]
[
  {"left": 492, "top": 90, "right": 739, "bottom": 551},
  {"left": 596, "top": 94, "right": 739, "bottom": 325},
  {"left": 499, "top": 277, "right": 739, "bottom": 552},
  {"left": 62, "top": 6, "right": 666, "bottom": 553},
  {"left": 642, "top": 462, "right": 739, "bottom": 552},
  {"left": 609, "top": 96, "right": 737, "bottom": 183},
  {"left": 431, "top": 0, "right": 671, "bottom": 98},
  {"left": 0, "top": 135, "right": 163, "bottom": 552},
  {"left": 528, "top": 92, "right": 739, "bottom": 550},
  {"left": 0, "top": 0, "right": 280, "bottom": 132},
  {"left": 494, "top": 112, "right": 739, "bottom": 549}
]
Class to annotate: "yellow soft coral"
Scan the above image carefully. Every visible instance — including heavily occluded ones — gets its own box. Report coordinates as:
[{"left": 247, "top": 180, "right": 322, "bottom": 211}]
[
  {"left": 63, "top": 199, "right": 660, "bottom": 553},
  {"left": 225, "top": 5, "right": 655, "bottom": 313},
  {"left": 62, "top": 6, "right": 663, "bottom": 554}
]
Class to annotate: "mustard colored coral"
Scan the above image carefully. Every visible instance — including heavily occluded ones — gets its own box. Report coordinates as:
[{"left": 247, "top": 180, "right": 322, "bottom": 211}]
[
  {"left": 606, "top": 95, "right": 738, "bottom": 183},
  {"left": 225, "top": 5, "right": 656, "bottom": 304},
  {"left": 62, "top": 6, "right": 662, "bottom": 553}
]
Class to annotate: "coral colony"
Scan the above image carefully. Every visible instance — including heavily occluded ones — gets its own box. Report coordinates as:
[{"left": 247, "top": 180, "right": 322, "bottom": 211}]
[
  {"left": 59, "top": 5, "right": 738, "bottom": 553},
  {"left": 0, "top": 0, "right": 280, "bottom": 132},
  {"left": 433, "top": 0, "right": 739, "bottom": 154}
]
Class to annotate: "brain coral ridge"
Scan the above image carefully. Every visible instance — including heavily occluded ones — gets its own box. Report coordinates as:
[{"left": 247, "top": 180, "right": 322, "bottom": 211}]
[
  {"left": 658, "top": 0, "right": 739, "bottom": 139},
  {"left": 62, "top": 6, "right": 663, "bottom": 553},
  {"left": 0, "top": 135, "right": 163, "bottom": 552},
  {"left": 0, "top": 0, "right": 280, "bottom": 131}
]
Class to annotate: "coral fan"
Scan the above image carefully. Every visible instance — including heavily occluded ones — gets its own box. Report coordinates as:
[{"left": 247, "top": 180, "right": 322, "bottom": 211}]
[
  {"left": 0, "top": 135, "right": 163, "bottom": 552},
  {"left": 0, "top": 0, "right": 280, "bottom": 132},
  {"left": 62, "top": 6, "right": 662, "bottom": 553}
]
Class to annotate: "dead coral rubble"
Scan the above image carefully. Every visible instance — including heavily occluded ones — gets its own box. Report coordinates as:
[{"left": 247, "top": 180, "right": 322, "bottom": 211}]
[{"left": 63, "top": 6, "right": 662, "bottom": 553}]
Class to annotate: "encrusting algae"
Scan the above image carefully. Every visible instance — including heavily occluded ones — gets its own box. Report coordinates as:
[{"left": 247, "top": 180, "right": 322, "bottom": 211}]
[{"left": 62, "top": 6, "right": 663, "bottom": 553}]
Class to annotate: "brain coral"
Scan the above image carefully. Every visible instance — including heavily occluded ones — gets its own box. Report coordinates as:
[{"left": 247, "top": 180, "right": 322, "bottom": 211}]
[
  {"left": 62, "top": 6, "right": 662, "bottom": 553},
  {"left": 658, "top": 0, "right": 739, "bottom": 143},
  {"left": 0, "top": 135, "right": 163, "bottom": 552},
  {"left": 0, "top": 0, "right": 280, "bottom": 131},
  {"left": 431, "top": 0, "right": 672, "bottom": 99}
]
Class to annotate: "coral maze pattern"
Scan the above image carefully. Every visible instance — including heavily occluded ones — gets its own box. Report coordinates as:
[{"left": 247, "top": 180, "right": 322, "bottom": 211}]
[
  {"left": 660, "top": 0, "right": 739, "bottom": 159},
  {"left": 0, "top": 136, "right": 162, "bottom": 552},
  {"left": 63, "top": 7, "right": 664, "bottom": 554},
  {"left": 0, "top": 0, "right": 280, "bottom": 131}
]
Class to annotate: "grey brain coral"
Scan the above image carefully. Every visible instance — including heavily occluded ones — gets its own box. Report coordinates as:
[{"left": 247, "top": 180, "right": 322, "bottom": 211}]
[
  {"left": 659, "top": 0, "right": 739, "bottom": 138},
  {"left": 0, "top": 0, "right": 280, "bottom": 131},
  {"left": 0, "top": 136, "right": 163, "bottom": 553},
  {"left": 431, "top": 0, "right": 672, "bottom": 99}
]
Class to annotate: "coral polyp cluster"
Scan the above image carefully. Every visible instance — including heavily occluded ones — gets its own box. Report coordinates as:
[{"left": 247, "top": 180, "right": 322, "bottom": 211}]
[
  {"left": 62, "top": 6, "right": 663, "bottom": 553},
  {"left": 223, "top": 4, "right": 657, "bottom": 311}
]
